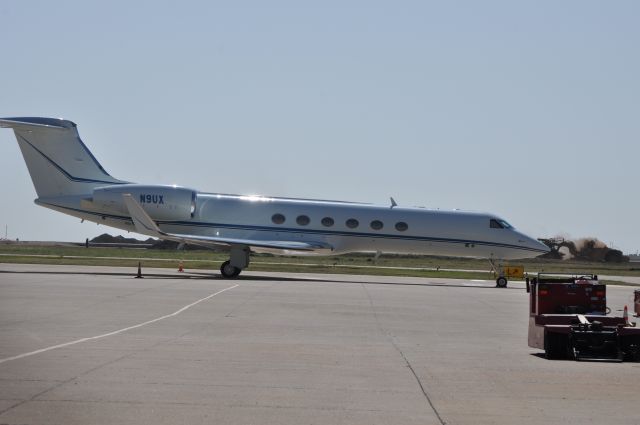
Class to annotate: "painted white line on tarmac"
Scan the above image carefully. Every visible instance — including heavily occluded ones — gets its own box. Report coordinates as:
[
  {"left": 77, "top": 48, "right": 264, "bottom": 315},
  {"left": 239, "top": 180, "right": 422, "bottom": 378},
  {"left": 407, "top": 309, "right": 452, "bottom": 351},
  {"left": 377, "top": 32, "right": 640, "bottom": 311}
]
[{"left": 0, "top": 284, "right": 239, "bottom": 365}]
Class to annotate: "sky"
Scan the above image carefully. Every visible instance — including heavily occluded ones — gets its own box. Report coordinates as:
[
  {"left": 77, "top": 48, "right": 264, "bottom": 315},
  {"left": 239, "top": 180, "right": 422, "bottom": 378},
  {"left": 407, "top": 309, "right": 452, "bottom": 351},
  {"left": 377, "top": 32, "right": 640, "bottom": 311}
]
[{"left": 0, "top": 1, "right": 638, "bottom": 254}]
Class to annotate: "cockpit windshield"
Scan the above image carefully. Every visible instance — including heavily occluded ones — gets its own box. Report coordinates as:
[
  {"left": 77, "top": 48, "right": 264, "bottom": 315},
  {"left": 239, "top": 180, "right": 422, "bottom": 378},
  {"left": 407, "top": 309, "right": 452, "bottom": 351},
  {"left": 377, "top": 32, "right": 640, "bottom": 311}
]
[
  {"left": 490, "top": 219, "right": 513, "bottom": 229},
  {"left": 499, "top": 220, "right": 513, "bottom": 229}
]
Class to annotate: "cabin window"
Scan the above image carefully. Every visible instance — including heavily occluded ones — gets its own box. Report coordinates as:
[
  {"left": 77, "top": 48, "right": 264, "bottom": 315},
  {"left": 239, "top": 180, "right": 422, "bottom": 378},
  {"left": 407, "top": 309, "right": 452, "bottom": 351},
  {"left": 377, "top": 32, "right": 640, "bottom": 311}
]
[
  {"left": 490, "top": 219, "right": 504, "bottom": 229},
  {"left": 321, "top": 217, "right": 334, "bottom": 227},
  {"left": 272, "top": 213, "right": 285, "bottom": 224},
  {"left": 395, "top": 222, "right": 408, "bottom": 231},
  {"left": 370, "top": 220, "right": 383, "bottom": 230},
  {"left": 346, "top": 218, "right": 359, "bottom": 229},
  {"left": 296, "top": 215, "right": 310, "bottom": 226}
]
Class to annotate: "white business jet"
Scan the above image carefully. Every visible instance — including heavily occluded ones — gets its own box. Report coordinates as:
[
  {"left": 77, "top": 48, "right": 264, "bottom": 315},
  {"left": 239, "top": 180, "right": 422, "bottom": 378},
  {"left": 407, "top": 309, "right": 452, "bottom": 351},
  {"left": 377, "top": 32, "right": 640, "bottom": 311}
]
[{"left": 1, "top": 117, "right": 549, "bottom": 283}]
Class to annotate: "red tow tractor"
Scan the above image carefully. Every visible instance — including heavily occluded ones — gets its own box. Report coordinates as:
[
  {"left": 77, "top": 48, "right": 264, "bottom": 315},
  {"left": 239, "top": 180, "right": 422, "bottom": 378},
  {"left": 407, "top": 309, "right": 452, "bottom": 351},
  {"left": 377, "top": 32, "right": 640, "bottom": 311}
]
[{"left": 527, "top": 273, "right": 640, "bottom": 361}]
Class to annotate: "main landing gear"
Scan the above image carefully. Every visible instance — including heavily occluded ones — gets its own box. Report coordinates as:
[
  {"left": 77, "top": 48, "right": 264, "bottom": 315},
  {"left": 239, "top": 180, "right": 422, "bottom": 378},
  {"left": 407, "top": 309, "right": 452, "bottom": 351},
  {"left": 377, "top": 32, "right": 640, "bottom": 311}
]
[
  {"left": 220, "top": 261, "right": 241, "bottom": 278},
  {"left": 220, "top": 245, "right": 250, "bottom": 279}
]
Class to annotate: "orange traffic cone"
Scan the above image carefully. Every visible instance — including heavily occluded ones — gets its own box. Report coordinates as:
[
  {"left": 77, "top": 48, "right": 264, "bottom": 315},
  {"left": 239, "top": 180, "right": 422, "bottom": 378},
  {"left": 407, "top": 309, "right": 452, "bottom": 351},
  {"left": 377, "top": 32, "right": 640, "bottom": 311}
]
[{"left": 178, "top": 260, "right": 184, "bottom": 272}]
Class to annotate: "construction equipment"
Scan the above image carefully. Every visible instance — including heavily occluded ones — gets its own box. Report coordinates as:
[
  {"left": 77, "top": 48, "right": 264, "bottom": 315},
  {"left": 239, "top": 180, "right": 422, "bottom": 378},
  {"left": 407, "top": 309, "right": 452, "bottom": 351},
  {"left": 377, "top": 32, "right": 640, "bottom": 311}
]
[
  {"left": 538, "top": 237, "right": 629, "bottom": 262},
  {"left": 527, "top": 273, "right": 640, "bottom": 362}
]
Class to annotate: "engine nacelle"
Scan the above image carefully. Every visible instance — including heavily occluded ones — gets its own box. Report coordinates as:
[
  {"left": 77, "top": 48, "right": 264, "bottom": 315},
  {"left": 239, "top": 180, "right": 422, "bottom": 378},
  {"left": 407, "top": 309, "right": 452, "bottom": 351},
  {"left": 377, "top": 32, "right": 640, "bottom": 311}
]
[{"left": 91, "top": 184, "right": 196, "bottom": 221}]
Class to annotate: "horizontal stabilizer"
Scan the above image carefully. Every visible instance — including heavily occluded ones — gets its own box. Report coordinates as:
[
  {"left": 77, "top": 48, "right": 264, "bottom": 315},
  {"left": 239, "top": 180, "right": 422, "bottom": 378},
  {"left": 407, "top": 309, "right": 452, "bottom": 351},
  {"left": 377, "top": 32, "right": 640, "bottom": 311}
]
[{"left": 0, "top": 117, "right": 72, "bottom": 130}]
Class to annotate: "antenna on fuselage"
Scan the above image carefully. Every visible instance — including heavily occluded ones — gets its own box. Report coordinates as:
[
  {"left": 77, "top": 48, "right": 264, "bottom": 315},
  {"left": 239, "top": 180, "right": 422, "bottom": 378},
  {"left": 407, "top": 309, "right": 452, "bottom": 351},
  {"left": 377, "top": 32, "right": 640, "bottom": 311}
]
[{"left": 390, "top": 197, "right": 397, "bottom": 209}]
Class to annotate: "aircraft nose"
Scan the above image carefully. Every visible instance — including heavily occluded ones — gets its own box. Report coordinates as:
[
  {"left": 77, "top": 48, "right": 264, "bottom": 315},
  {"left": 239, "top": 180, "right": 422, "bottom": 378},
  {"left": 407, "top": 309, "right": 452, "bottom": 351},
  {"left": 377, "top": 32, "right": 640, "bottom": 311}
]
[
  {"left": 516, "top": 232, "right": 551, "bottom": 255},
  {"left": 532, "top": 238, "right": 551, "bottom": 254}
]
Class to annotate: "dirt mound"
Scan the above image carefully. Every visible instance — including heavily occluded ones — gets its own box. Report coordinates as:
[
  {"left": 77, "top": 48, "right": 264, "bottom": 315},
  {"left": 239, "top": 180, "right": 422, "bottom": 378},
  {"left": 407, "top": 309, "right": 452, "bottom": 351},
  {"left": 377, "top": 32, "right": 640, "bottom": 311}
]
[{"left": 539, "top": 237, "right": 629, "bottom": 262}]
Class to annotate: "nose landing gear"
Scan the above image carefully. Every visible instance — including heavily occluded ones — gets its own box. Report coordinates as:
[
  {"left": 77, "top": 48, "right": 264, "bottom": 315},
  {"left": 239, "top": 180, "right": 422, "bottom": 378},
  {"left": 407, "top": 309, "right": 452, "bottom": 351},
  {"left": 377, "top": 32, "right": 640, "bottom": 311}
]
[
  {"left": 496, "top": 276, "right": 508, "bottom": 288},
  {"left": 488, "top": 258, "right": 523, "bottom": 288}
]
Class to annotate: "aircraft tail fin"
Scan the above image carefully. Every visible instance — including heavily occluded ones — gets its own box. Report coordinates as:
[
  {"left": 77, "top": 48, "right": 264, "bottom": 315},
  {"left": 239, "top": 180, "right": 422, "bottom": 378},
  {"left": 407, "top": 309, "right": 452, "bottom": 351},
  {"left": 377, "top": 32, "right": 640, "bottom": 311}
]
[{"left": 1, "top": 117, "right": 125, "bottom": 197}]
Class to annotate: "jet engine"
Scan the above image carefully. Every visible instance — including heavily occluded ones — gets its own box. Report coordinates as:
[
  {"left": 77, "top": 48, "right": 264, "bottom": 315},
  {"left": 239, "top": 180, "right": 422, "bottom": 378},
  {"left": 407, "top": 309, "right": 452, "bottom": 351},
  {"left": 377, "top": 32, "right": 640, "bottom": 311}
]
[{"left": 90, "top": 184, "right": 196, "bottom": 221}]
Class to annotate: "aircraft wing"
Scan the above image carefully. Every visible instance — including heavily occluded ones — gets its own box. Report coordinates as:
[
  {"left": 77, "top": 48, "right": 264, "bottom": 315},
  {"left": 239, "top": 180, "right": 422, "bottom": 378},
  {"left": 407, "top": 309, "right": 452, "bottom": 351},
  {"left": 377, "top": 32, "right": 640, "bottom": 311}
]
[
  {"left": 166, "top": 234, "right": 331, "bottom": 251},
  {"left": 122, "top": 194, "right": 332, "bottom": 253}
]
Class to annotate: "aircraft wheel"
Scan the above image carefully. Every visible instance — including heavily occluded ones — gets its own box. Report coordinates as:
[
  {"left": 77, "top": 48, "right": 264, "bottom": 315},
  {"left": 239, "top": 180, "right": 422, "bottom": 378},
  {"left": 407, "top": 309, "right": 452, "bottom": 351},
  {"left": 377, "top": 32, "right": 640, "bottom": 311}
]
[
  {"left": 496, "top": 277, "right": 508, "bottom": 288},
  {"left": 220, "top": 261, "right": 241, "bottom": 279}
]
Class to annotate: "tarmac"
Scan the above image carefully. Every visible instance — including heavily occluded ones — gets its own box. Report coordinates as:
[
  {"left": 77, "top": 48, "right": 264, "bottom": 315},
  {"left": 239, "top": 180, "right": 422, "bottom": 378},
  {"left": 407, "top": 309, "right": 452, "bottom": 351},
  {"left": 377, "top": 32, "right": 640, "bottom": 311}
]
[{"left": 0, "top": 264, "right": 638, "bottom": 425}]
